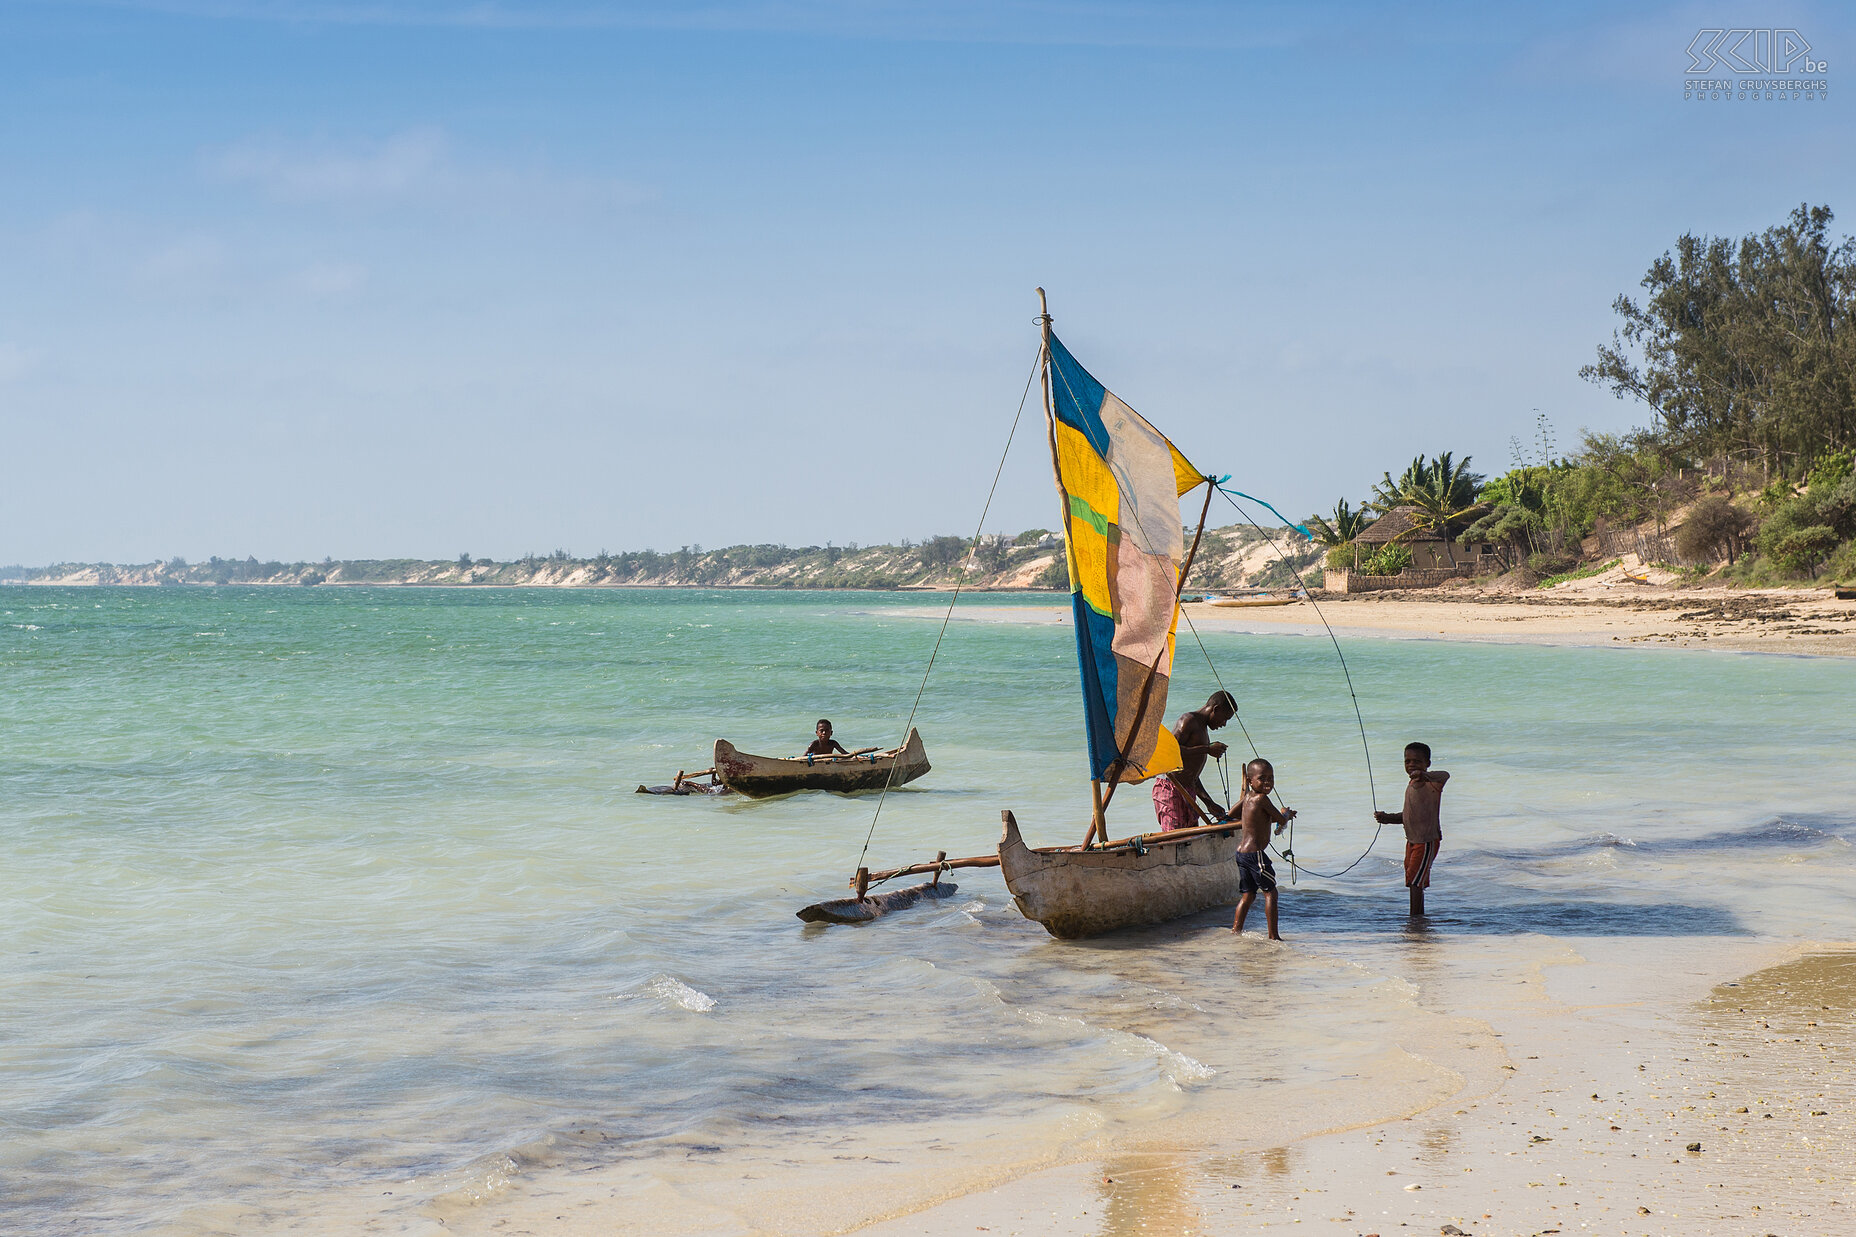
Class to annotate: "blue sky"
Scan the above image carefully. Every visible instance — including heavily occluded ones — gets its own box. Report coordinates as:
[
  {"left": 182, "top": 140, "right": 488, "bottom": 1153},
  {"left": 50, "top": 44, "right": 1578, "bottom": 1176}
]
[{"left": 1, "top": 1, "right": 1849, "bottom": 563}]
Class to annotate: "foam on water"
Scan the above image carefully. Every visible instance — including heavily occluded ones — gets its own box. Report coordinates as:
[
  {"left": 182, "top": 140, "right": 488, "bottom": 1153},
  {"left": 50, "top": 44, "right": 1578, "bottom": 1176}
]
[
  {"left": 639, "top": 974, "right": 718, "bottom": 1012},
  {"left": 3, "top": 586, "right": 1855, "bottom": 1234}
]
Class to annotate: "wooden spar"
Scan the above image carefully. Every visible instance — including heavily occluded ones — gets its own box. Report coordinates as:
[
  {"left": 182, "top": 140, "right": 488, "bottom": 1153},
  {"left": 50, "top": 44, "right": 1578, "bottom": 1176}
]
[
  {"left": 861, "top": 852, "right": 1001, "bottom": 884},
  {"left": 854, "top": 867, "right": 871, "bottom": 901},
  {"left": 1099, "top": 477, "right": 1218, "bottom": 814},
  {"left": 1086, "top": 816, "right": 1236, "bottom": 852},
  {"left": 1083, "top": 779, "right": 1106, "bottom": 848},
  {"left": 929, "top": 850, "right": 947, "bottom": 887}
]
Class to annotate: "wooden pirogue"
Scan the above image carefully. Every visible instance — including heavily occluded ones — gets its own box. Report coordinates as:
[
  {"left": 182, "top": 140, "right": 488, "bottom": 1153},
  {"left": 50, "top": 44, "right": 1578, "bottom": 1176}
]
[
  {"left": 807, "top": 291, "right": 1255, "bottom": 936},
  {"left": 989, "top": 290, "right": 1243, "bottom": 937},
  {"left": 831, "top": 812, "right": 1243, "bottom": 937},
  {"left": 714, "top": 729, "right": 929, "bottom": 798},
  {"left": 1208, "top": 594, "right": 1301, "bottom": 608},
  {"left": 999, "top": 811, "right": 1242, "bottom": 939}
]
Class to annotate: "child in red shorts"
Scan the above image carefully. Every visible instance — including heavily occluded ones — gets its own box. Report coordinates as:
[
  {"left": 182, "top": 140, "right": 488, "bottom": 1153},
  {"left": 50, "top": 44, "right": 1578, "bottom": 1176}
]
[{"left": 1375, "top": 742, "right": 1449, "bottom": 897}]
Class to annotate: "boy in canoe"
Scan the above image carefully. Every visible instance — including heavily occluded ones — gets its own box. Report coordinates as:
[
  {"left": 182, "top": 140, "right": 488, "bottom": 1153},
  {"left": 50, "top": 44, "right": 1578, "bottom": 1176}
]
[
  {"left": 807, "top": 719, "right": 848, "bottom": 756},
  {"left": 1232, "top": 757, "right": 1295, "bottom": 940},
  {"left": 1152, "top": 690, "right": 1237, "bottom": 831},
  {"left": 1375, "top": 742, "right": 1450, "bottom": 901}
]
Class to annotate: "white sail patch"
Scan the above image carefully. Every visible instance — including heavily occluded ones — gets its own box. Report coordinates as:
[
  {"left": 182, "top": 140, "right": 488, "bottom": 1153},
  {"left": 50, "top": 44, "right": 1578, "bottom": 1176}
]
[{"left": 1098, "top": 391, "right": 1185, "bottom": 562}]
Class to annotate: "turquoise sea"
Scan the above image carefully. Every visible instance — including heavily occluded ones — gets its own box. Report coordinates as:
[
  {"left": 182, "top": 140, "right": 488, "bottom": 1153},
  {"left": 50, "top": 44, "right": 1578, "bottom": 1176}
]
[{"left": 4, "top": 586, "right": 1855, "bottom": 1235}]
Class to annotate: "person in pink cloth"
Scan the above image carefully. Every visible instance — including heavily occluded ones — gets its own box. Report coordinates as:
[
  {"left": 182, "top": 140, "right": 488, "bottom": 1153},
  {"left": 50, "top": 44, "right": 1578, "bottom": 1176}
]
[{"left": 1150, "top": 690, "right": 1237, "bottom": 830}]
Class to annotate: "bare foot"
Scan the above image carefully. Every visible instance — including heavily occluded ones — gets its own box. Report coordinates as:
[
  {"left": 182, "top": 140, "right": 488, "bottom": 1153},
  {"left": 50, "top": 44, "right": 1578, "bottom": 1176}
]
[{"left": 1268, "top": 933, "right": 1284, "bottom": 941}]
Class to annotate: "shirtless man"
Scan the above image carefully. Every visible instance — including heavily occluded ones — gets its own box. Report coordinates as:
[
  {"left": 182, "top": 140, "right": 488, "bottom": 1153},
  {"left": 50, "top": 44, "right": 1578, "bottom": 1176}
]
[
  {"left": 1232, "top": 757, "right": 1296, "bottom": 940},
  {"left": 1151, "top": 691, "right": 1236, "bottom": 831}
]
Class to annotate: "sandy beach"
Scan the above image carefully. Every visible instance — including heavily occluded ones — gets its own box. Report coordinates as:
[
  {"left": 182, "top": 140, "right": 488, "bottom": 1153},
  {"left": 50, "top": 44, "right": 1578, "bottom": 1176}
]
[
  {"left": 846, "top": 942, "right": 1856, "bottom": 1237},
  {"left": 1182, "top": 583, "right": 1856, "bottom": 658},
  {"left": 423, "top": 936, "right": 1855, "bottom": 1237}
]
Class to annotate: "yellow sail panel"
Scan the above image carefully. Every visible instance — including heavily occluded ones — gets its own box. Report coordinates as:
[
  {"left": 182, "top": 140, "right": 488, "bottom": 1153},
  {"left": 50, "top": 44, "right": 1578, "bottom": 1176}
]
[
  {"left": 1046, "top": 331, "right": 1206, "bottom": 783},
  {"left": 1171, "top": 444, "right": 1202, "bottom": 497}
]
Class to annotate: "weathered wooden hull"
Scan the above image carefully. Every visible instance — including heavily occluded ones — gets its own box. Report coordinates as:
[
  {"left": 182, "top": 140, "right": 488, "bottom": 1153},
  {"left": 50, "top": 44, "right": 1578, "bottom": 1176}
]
[
  {"left": 998, "top": 811, "right": 1243, "bottom": 940},
  {"left": 713, "top": 729, "right": 930, "bottom": 798}
]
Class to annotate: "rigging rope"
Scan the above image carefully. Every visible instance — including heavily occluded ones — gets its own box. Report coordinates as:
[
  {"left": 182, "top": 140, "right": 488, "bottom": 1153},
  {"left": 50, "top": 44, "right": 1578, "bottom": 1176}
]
[
  {"left": 854, "top": 348, "right": 1042, "bottom": 880},
  {"left": 1175, "top": 602, "right": 1303, "bottom": 881},
  {"left": 1046, "top": 346, "right": 1383, "bottom": 880},
  {"left": 1198, "top": 483, "right": 1385, "bottom": 880}
]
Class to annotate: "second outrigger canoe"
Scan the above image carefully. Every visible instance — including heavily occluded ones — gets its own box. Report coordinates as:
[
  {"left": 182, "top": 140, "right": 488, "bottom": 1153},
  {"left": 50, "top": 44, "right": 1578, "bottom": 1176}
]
[
  {"left": 1206, "top": 592, "right": 1303, "bottom": 608},
  {"left": 713, "top": 729, "right": 930, "bottom": 798}
]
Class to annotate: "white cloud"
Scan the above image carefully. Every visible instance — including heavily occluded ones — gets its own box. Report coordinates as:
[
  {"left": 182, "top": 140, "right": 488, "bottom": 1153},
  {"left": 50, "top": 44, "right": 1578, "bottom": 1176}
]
[
  {"left": 210, "top": 128, "right": 449, "bottom": 203},
  {"left": 137, "top": 235, "right": 229, "bottom": 288},
  {"left": 71, "top": 0, "right": 1327, "bottom": 48},
  {"left": 288, "top": 261, "right": 371, "bottom": 296},
  {"left": 0, "top": 342, "right": 36, "bottom": 383},
  {"left": 205, "top": 128, "right": 650, "bottom": 215}
]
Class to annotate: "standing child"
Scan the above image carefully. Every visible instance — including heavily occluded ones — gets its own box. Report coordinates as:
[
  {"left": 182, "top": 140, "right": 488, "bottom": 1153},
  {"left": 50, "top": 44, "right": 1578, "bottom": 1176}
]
[
  {"left": 1231, "top": 757, "right": 1296, "bottom": 940},
  {"left": 1374, "top": 742, "right": 1450, "bottom": 913}
]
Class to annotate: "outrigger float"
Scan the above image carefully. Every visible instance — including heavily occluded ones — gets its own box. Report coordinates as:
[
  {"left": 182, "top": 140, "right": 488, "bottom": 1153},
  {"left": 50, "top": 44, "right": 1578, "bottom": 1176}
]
[
  {"left": 635, "top": 767, "right": 733, "bottom": 796},
  {"left": 800, "top": 290, "right": 1251, "bottom": 938}
]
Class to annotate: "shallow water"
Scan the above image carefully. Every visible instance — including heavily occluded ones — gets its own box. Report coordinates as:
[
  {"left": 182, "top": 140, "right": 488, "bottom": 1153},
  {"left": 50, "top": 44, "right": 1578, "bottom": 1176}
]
[{"left": 2, "top": 586, "right": 1853, "bottom": 1233}]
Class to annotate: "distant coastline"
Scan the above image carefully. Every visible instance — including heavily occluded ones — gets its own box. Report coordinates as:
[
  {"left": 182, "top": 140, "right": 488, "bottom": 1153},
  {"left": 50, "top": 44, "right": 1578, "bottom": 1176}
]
[{"left": 0, "top": 523, "right": 1321, "bottom": 593}]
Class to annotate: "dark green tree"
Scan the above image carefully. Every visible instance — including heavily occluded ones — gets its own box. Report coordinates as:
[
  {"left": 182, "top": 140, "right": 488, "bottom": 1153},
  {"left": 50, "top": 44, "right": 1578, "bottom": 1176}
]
[{"left": 1581, "top": 204, "right": 1856, "bottom": 474}]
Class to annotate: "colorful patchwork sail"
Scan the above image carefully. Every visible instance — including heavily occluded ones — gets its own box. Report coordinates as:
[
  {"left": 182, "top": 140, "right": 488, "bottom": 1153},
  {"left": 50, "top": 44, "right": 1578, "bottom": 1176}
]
[{"left": 1045, "top": 331, "right": 1208, "bottom": 785}]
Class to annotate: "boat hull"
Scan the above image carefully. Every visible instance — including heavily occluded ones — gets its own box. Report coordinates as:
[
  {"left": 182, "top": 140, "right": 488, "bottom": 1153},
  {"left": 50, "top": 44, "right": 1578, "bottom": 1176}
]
[
  {"left": 1209, "top": 596, "right": 1300, "bottom": 608},
  {"left": 713, "top": 729, "right": 930, "bottom": 798},
  {"left": 998, "top": 811, "right": 1243, "bottom": 939}
]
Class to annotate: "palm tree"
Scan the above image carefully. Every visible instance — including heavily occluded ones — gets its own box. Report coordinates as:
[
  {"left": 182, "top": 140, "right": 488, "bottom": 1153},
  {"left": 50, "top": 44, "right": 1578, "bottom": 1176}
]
[
  {"left": 1306, "top": 499, "right": 1369, "bottom": 547},
  {"left": 1371, "top": 453, "right": 1488, "bottom": 566}
]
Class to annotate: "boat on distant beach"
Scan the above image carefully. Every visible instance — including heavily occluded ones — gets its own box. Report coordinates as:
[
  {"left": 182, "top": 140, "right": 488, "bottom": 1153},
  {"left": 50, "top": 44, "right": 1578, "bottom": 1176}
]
[
  {"left": 1206, "top": 591, "right": 1303, "bottom": 608},
  {"left": 714, "top": 729, "right": 930, "bottom": 798}
]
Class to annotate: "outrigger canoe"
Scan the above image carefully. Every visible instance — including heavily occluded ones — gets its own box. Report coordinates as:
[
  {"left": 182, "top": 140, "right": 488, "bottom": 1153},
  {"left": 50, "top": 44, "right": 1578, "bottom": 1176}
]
[
  {"left": 801, "top": 293, "right": 1289, "bottom": 936},
  {"left": 1208, "top": 593, "right": 1302, "bottom": 608},
  {"left": 713, "top": 729, "right": 930, "bottom": 798}
]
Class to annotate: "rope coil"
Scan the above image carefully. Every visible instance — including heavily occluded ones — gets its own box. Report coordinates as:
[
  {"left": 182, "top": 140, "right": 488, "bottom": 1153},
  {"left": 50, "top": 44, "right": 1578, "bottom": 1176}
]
[{"left": 1189, "top": 484, "right": 1384, "bottom": 881}]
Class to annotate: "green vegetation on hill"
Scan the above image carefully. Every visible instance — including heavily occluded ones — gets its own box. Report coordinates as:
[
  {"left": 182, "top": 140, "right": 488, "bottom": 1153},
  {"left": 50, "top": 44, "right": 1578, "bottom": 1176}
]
[{"left": 1310, "top": 204, "right": 1856, "bottom": 588}]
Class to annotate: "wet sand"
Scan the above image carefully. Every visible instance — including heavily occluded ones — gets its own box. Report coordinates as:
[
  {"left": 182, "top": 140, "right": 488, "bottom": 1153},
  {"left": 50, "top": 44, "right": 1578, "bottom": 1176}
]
[
  {"left": 854, "top": 942, "right": 1856, "bottom": 1237},
  {"left": 412, "top": 939, "right": 1855, "bottom": 1237}
]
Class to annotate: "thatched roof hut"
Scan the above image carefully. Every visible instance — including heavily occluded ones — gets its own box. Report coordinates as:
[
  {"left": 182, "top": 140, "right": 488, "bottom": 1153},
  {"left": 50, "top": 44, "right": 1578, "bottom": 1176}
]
[{"left": 1354, "top": 506, "right": 1444, "bottom": 545}]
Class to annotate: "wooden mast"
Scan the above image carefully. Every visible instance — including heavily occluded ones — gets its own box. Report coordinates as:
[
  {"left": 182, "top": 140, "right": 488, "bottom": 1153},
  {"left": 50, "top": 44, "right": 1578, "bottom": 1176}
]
[{"left": 1039, "top": 288, "right": 1109, "bottom": 850}]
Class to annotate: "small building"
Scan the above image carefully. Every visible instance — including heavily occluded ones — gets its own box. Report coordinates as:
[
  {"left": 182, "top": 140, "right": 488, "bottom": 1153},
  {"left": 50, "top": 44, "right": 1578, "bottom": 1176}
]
[
  {"left": 1353, "top": 506, "right": 1462, "bottom": 570},
  {"left": 1324, "top": 505, "right": 1499, "bottom": 593}
]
